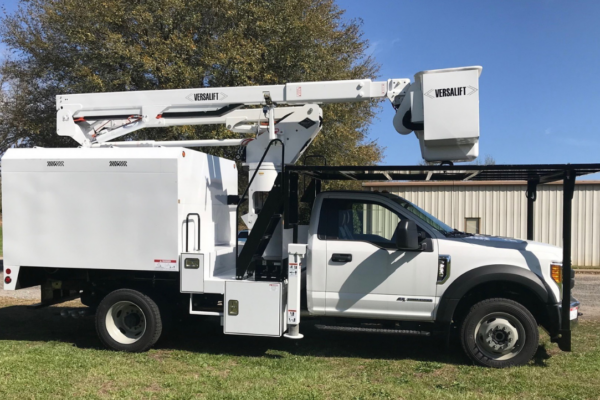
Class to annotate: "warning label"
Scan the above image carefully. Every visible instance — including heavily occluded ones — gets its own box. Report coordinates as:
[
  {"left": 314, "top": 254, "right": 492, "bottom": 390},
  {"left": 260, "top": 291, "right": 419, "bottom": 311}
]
[
  {"left": 154, "top": 259, "right": 177, "bottom": 270},
  {"left": 288, "top": 310, "right": 298, "bottom": 324}
]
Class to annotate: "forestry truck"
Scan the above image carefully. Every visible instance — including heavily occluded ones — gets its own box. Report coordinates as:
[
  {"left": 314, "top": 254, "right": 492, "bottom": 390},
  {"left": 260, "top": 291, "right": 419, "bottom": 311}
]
[{"left": 1, "top": 66, "right": 583, "bottom": 368}]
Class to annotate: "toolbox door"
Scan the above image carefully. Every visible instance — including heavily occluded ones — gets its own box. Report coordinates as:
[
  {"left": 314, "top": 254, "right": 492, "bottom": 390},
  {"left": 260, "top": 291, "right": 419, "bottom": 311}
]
[{"left": 181, "top": 253, "right": 205, "bottom": 293}]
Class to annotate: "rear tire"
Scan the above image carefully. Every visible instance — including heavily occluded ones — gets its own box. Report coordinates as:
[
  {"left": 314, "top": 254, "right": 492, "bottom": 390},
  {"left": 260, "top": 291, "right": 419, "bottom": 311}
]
[
  {"left": 460, "top": 298, "right": 539, "bottom": 368},
  {"left": 96, "top": 289, "right": 163, "bottom": 352}
]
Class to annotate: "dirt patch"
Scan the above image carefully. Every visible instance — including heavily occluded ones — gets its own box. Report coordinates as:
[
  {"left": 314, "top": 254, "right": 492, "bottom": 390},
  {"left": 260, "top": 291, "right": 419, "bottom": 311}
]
[
  {"left": 145, "top": 382, "right": 162, "bottom": 393},
  {"left": 149, "top": 349, "right": 170, "bottom": 362},
  {"left": 0, "top": 272, "right": 40, "bottom": 300},
  {"left": 98, "top": 380, "right": 116, "bottom": 396},
  {"left": 0, "top": 297, "right": 36, "bottom": 307}
]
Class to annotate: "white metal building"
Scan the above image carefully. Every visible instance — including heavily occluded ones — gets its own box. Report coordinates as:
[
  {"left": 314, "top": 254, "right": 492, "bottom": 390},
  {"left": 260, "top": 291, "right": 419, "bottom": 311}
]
[{"left": 363, "top": 180, "right": 600, "bottom": 267}]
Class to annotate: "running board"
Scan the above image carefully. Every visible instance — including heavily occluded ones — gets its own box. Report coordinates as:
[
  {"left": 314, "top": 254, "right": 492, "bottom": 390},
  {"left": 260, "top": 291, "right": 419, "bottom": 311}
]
[{"left": 314, "top": 324, "right": 431, "bottom": 336}]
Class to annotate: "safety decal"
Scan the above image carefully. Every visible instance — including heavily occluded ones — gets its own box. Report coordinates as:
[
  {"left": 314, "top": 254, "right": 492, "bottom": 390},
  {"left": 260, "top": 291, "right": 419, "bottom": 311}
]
[
  {"left": 154, "top": 259, "right": 177, "bottom": 270},
  {"left": 288, "top": 310, "right": 298, "bottom": 324}
]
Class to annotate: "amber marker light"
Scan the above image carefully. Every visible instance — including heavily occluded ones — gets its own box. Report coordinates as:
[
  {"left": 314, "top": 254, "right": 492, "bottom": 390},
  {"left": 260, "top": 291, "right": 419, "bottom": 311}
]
[{"left": 551, "top": 263, "right": 562, "bottom": 284}]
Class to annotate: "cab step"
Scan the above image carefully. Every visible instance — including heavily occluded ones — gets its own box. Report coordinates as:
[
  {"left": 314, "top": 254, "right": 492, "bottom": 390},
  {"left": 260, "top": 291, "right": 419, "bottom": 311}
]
[{"left": 314, "top": 324, "right": 431, "bottom": 336}]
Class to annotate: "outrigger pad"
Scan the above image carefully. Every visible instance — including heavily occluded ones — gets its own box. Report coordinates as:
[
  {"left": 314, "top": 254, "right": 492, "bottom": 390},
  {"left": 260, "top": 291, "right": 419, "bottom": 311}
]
[{"left": 557, "top": 329, "right": 572, "bottom": 352}]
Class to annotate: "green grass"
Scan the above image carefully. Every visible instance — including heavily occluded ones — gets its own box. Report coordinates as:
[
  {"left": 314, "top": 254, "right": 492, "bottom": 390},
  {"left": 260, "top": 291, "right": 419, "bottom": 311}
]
[{"left": 0, "top": 298, "right": 599, "bottom": 399}]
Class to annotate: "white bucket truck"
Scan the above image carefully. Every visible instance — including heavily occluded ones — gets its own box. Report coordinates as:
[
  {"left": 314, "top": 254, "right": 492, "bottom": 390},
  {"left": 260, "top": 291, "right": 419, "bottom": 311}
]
[{"left": 2, "top": 66, "right": 583, "bottom": 368}]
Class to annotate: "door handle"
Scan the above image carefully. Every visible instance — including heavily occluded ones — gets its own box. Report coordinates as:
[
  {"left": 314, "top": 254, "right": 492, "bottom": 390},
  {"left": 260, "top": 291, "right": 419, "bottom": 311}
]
[{"left": 332, "top": 253, "right": 352, "bottom": 263}]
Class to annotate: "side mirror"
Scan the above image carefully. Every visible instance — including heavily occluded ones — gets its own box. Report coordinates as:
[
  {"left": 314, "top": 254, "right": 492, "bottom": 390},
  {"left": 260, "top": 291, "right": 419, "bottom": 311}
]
[{"left": 395, "top": 220, "right": 420, "bottom": 251}]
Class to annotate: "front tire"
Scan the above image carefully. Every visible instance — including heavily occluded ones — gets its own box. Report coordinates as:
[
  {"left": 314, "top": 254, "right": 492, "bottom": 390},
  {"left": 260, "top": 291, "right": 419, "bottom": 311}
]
[
  {"left": 460, "top": 298, "right": 539, "bottom": 368},
  {"left": 96, "top": 289, "right": 163, "bottom": 352}
]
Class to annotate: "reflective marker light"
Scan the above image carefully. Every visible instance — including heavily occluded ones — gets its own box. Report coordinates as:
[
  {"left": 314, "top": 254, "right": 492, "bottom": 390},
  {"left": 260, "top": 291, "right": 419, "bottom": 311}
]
[
  {"left": 438, "top": 261, "right": 445, "bottom": 280},
  {"left": 437, "top": 255, "right": 451, "bottom": 284},
  {"left": 5, "top": 268, "right": 11, "bottom": 275},
  {"left": 4, "top": 276, "right": 11, "bottom": 284},
  {"left": 551, "top": 263, "right": 562, "bottom": 284},
  {"left": 184, "top": 258, "right": 200, "bottom": 269}
]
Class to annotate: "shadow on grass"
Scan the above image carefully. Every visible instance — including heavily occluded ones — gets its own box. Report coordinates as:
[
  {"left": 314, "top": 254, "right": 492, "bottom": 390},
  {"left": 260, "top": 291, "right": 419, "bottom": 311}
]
[
  {"left": 532, "top": 344, "right": 552, "bottom": 367},
  {"left": 0, "top": 304, "right": 551, "bottom": 367},
  {"left": 0, "top": 304, "right": 101, "bottom": 349}
]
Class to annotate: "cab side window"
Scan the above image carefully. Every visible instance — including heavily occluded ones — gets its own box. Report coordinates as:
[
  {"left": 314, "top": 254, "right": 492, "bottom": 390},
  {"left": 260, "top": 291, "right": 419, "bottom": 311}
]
[{"left": 318, "top": 198, "right": 417, "bottom": 248}]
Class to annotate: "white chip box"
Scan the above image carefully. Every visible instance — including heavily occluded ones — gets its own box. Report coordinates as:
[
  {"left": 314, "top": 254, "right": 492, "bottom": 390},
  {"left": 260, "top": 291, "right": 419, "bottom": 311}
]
[{"left": 1, "top": 147, "right": 237, "bottom": 272}]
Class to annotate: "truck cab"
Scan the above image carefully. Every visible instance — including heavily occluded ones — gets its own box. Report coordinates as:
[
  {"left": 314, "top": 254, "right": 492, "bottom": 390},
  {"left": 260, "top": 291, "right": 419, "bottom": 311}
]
[{"left": 301, "top": 190, "right": 574, "bottom": 367}]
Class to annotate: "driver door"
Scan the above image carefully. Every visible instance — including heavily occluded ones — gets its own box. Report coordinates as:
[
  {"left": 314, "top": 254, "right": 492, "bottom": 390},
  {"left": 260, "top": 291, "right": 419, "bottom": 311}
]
[{"left": 319, "top": 194, "right": 439, "bottom": 320}]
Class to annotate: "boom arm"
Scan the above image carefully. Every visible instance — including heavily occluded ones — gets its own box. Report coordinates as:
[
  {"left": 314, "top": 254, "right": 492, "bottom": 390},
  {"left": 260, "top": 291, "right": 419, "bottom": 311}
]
[
  {"left": 57, "top": 66, "right": 482, "bottom": 164},
  {"left": 57, "top": 78, "right": 409, "bottom": 146}
]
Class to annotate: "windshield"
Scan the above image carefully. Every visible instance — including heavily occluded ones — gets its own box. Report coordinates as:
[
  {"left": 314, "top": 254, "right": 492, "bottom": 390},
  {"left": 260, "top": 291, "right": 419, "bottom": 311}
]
[{"left": 382, "top": 193, "right": 455, "bottom": 234}]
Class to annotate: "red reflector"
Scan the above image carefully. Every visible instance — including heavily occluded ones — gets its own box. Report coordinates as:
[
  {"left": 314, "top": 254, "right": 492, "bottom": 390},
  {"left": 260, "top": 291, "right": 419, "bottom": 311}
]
[
  {"left": 4, "top": 276, "right": 11, "bottom": 284},
  {"left": 5, "top": 269, "right": 11, "bottom": 275}
]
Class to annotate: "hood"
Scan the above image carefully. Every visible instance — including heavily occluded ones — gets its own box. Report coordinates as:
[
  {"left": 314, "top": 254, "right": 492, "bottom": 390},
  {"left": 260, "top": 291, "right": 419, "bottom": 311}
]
[
  {"left": 462, "top": 234, "right": 527, "bottom": 249},
  {"left": 462, "top": 235, "right": 562, "bottom": 261},
  {"left": 524, "top": 240, "right": 563, "bottom": 262}
]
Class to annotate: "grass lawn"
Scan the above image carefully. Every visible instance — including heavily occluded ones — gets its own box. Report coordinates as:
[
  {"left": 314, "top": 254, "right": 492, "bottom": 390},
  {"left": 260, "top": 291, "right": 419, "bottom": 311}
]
[{"left": 0, "top": 298, "right": 599, "bottom": 399}]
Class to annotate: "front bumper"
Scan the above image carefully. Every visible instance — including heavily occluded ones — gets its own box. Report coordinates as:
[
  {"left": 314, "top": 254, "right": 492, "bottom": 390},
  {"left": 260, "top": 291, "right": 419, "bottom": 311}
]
[{"left": 568, "top": 298, "right": 581, "bottom": 326}]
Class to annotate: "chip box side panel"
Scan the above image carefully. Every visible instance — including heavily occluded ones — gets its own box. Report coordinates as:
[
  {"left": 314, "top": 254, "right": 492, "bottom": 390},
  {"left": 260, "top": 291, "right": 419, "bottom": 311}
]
[{"left": 2, "top": 147, "right": 180, "bottom": 272}]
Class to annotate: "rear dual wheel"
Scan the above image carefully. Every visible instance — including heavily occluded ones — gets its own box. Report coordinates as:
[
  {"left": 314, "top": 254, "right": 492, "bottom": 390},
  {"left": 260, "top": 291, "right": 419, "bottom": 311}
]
[
  {"left": 96, "top": 289, "right": 163, "bottom": 352},
  {"left": 461, "top": 298, "right": 539, "bottom": 368}
]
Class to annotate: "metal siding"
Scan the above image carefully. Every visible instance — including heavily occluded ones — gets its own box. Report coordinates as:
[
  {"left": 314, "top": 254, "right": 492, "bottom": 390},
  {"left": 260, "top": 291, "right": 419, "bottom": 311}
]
[
  {"left": 370, "top": 183, "right": 600, "bottom": 267},
  {"left": 592, "top": 187, "right": 600, "bottom": 266}
]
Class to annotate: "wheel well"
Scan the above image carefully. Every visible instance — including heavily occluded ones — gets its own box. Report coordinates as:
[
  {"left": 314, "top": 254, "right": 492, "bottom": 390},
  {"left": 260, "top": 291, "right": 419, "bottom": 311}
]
[{"left": 451, "top": 281, "right": 547, "bottom": 327}]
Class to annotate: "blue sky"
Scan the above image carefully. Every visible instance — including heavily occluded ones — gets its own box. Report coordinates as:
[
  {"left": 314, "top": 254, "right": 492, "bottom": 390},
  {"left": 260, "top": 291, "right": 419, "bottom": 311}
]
[
  {"left": 1, "top": 0, "right": 599, "bottom": 176},
  {"left": 341, "top": 0, "right": 600, "bottom": 174}
]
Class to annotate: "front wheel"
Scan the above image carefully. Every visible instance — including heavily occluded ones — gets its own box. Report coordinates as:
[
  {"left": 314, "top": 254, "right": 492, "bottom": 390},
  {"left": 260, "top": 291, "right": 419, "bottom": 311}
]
[
  {"left": 460, "top": 298, "right": 539, "bottom": 368},
  {"left": 96, "top": 289, "right": 163, "bottom": 352}
]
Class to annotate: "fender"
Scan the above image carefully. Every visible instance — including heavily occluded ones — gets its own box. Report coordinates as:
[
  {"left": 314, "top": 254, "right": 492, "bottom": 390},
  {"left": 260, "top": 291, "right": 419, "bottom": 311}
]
[{"left": 435, "top": 264, "right": 551, "bottom": 324}]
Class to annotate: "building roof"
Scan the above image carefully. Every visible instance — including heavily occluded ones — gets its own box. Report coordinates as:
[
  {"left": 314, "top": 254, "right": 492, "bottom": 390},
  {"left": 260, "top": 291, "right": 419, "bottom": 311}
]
[{"left": 363, "top": 180, "right": 600, "bottom": 187}]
